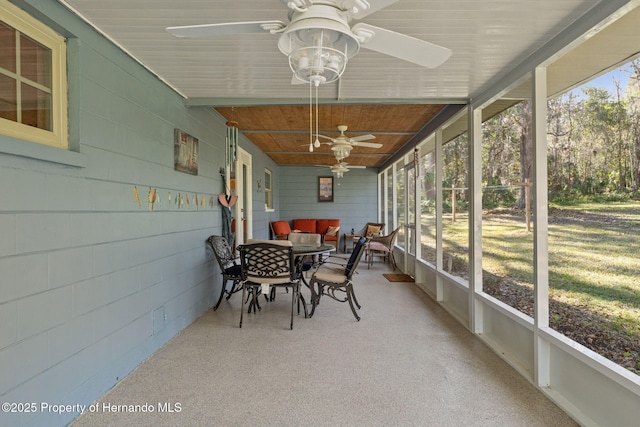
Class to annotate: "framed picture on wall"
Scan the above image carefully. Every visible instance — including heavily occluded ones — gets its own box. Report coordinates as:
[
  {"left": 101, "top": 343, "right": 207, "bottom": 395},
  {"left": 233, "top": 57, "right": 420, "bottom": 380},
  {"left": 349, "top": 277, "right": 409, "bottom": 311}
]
[
  {"left": 174, "top": 128, "right": 198, "bottom": 175},
  {"left": 318, "top": 176, "right": 334, "bottom": 202}
]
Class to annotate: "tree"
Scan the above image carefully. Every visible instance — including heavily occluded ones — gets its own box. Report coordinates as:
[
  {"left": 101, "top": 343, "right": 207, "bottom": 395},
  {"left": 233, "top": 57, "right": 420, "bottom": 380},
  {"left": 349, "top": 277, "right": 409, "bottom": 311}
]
[
  {"left": 627, "top": 60, "right": 640, "bottom": 195},
  {"left": 517, "top": 100, "right": 532, "bottom": 208},
  {"left": 547, "top": 93, "right": 579, "bottom": 198}
]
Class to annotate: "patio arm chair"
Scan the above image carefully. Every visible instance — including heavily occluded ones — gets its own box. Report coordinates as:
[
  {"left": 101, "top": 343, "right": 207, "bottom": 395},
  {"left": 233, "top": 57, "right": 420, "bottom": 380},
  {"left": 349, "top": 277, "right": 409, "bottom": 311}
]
[
  {"left": 366, "top": 227, "right": 400, "bottom": 270},
  {"left": 206, "top": 235, "right": 243, "bottom": 311},
  {"left": 354, "top": 222, "right": 385, "bottom": 238},
  {"left": 308, "top": 236, "right": 367, "bottom": 321},
  {"left": 270, "top": 220, "right": 291, "bottom": 240},
  {"left": 349, "top": 222, "right": 384, "bottom": 252},
  {"left": 239, "top": 239, "right": 301, "bottom": 330}
]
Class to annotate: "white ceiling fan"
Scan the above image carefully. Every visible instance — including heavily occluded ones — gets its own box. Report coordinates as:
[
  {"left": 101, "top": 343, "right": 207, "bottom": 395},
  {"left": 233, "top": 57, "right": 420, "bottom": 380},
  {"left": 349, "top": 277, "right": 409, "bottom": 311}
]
[
  {"left": 166, "top": 0, "right": 452, "bottom": 86},
  {"left": 312, "top": 125, "right": 382, "bottom": 160},
  {"left": 317, "top": 161, "right": 366, "bottom": 178}
]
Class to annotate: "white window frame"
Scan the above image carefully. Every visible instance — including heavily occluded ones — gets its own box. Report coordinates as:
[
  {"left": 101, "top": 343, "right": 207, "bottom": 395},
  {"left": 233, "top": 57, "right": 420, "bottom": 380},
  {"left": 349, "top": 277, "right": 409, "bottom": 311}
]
[
  {"left": 264, "top": 168, "right": 274, "bottom": 211},
  {"left": 0, "top": 0, "right": 68, "bottom": 149}
]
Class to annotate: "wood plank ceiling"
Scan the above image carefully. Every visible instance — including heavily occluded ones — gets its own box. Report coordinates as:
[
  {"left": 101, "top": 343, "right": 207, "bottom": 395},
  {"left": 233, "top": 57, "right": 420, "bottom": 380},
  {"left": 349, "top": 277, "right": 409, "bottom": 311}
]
[{"left": 214, "top": 104, "right": 446, "bottom": 167}]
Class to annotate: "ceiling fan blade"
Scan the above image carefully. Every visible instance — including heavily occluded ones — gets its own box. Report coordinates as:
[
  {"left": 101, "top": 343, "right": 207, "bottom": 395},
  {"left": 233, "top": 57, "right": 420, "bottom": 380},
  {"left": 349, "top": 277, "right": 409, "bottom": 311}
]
[
  {"left": 166, "top": 21, "right": 285, "bottom": 38},
  {"left": 352, "top": 23, "right": 452, "bottom": 68},
  {"left": 318, "top": 135, "right": 336, "bottom": 141},
  {"left": 348, "top": 0, "right": 399, "bottom": 19},
  {"left": 352, "top": 141, "right": 383, "bottom": 148},
  {"left": 348, "top": 165, "right": 367, "bottom": 169},
  {"left": 350, "top": 134, "right": 376, "bottom": 142}
]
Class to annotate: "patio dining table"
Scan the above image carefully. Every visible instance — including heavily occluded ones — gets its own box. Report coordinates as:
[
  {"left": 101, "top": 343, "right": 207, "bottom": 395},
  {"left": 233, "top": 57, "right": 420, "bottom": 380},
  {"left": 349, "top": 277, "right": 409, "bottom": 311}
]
[{"left": 291, "top": 243, "right": 335, "bottom": 286}]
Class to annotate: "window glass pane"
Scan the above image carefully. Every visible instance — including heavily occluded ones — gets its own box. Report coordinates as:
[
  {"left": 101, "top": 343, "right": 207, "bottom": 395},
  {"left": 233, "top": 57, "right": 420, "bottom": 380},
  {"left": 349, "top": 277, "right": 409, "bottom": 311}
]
[
  {"left": 264, "top": 170, "right": 271, "bottom": 189},
  {"left": 265, "top": 190, "right": 272, "bottom": 209},
  {"left": 0, "top": 0, "right": 66, "bottom": 149},
  {"left": 442, "top": 134, "right": 469, "bottom": 278},
  {"left": 420, "top": 151, "right": 436, "bottom": 264},
  {"left": 264, "top": 169, "right": 272, "bottom": 209},
  {"left": 407, "top": 165, "right": 416, "bottom": 256},
  {"left": 20, "top": 33, "right": 51, "bottom": 87},
  {"left": 481, "top": 95, "right": 534, "bottom": 318},
  {"left": 0, "top": 72, "right": 17, "bottom": 121},
  {"left": 21, "top": 81, "right": 51, "bottom": 130},
  {"left": 0, "top": 22, "right": 16, "bottom": 73},
  {"left": 548, "top": 62, "right": 640, "bottom": 374},
  {"left": 386, "top": 171, "right": 393, "bottom": 228},
  {"left": 378, "top": 174, "right": 384, "bottom": 221},
  {"left": 396, "top": 166, "right": 405, "bottom": 249}
]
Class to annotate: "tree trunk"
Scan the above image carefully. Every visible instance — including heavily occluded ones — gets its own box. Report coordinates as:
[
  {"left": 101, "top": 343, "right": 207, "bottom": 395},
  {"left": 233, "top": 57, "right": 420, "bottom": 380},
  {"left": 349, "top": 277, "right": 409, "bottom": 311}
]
[{"left": 518, "top": 100, "right": 532, "bottom": 209}]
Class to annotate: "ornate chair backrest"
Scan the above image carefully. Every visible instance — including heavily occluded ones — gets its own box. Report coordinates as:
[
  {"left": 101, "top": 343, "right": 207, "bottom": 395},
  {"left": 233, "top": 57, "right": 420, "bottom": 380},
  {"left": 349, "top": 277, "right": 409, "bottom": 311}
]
[
  {"left": 207, "top": 235, "right": 237, "bottom": 271},
  {"left": 287, "top": 232, "right": 321, "bottom": 246},
  {"left": 345, "top": 237, "right": 367, "bottom": 280},
  {"left": 240, "top": 240, "right": 295, "bottom": 285}
]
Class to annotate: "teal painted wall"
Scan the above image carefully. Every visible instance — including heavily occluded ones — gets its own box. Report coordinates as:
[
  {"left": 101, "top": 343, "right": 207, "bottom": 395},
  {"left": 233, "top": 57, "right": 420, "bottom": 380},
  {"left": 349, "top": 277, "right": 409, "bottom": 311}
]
[
  {"left": 0, "top": 1, "right": 277, "bottom": 425},
  {"left": 278, "top": 167, "right": 379, "bottom": 248},
  {"left": 0, "top": 2, "right": 373, "bottom": 425}
]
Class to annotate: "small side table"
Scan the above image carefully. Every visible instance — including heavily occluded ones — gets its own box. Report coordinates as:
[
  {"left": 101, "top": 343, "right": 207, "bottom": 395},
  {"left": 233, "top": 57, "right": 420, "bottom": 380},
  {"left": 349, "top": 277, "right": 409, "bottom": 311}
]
[{"left": 343, "top": 233, "right": 355, "bottom": 253}]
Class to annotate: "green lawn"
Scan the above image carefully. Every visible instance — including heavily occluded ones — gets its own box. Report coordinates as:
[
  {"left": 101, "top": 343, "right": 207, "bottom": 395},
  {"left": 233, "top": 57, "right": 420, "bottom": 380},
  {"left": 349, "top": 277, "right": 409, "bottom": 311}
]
[{"left": 420, "top": 201, "right": 640, "bottom": 374}]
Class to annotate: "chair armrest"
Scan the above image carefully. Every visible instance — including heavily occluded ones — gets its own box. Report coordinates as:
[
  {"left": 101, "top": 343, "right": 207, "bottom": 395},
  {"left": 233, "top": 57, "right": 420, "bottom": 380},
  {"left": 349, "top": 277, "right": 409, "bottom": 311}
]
[
  {"left": 319, "top": 256, "right": 348, "bottom": 267},
  {"left": 369, "top": 235, "right": 391, "bottom": 245}
]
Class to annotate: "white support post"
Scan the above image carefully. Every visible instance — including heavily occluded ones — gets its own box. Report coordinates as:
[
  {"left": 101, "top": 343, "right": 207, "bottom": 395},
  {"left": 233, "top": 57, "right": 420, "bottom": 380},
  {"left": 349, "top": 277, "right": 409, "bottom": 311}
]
[
  {"left": 533, "top": 66, "right": 551, "bottom": 387},
  {"left": 469, "top": 107, "right": 483, "bottom": 333},
  {"left": 414, "top": 149, "right": 420, "bottom": 264},
  {"left": 383, "top": 170, "right": 388, "bottom": 227},
  {"left": 377, "top": 173, "right": 382, "bottom": 223},
  {"left": 435, "top": 130, "right": 444, "bottom": 301},
  {"left": 391, "top": 163, "right": 397, "bottom": 231}
]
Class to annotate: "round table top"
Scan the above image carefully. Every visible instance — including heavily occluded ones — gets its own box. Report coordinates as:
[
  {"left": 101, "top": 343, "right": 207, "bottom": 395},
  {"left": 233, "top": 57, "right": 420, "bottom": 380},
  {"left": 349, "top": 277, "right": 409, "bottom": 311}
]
[{"left": 292, "top": 244, "right": 335, "bottom": 255}]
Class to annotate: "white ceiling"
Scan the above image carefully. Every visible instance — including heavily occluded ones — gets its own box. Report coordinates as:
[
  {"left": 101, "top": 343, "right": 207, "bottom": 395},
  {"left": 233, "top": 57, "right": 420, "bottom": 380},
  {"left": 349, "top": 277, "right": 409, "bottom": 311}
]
[{"left": 57, "top": 0, "right": 608, "bottom": 105}]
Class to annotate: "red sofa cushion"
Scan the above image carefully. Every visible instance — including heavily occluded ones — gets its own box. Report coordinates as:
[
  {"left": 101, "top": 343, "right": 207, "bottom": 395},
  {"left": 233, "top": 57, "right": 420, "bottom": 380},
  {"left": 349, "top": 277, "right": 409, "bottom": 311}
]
[
  {"left": 292, "top": 219, "right": 316, "bottom": 233},
  {"left": 316, "top": 219, "right": 340, "bottom": 235}
]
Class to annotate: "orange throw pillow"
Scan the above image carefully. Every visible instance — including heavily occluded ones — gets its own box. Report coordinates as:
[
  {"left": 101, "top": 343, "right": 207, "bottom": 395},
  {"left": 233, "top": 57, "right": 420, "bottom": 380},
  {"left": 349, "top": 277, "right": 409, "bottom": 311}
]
[
  {"left": 366, "top": 225, "right": 381, "bottom": 237},
  {"left": 326, "top": 226, "right": 340, "bottom": 237}
]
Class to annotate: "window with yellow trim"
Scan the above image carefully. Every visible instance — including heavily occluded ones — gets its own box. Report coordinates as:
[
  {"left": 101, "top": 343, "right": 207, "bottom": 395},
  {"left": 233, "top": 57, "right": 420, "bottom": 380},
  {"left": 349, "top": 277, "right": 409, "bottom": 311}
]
[{"left": 0, "top": 0, "right": 67, "bottom": 149}]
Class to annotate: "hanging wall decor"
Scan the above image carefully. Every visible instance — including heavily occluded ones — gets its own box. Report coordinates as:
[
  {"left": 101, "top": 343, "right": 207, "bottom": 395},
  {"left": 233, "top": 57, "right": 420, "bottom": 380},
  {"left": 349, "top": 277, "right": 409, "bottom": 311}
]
[
  {"left": 318, "top": 176, "right": 334, "bottom": 202},
  {"left": 174, "top": 129, "right": 198, "bottom": 175},
  {"left": 226, "top": 119, "right": 239, "bottom": 170},
  {"left": 133, "top": 186, "right": 142, "bottom": 208}
]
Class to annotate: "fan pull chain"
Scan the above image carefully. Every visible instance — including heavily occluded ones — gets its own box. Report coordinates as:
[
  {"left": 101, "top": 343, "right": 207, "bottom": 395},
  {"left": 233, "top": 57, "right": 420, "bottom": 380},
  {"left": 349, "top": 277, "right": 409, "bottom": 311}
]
[
  {"left": 309, "top": 81, "right": 313, "bottom": 152},
  {"left": 315, "top": 83, "right": 319, "bottom": 147}
]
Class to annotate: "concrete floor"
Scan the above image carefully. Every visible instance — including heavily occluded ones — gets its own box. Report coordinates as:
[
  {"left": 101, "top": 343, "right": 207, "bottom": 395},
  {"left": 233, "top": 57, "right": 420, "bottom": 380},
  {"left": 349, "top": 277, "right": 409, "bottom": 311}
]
[{"left": 71, "top": 255, "right": 578, "bottom": 427}]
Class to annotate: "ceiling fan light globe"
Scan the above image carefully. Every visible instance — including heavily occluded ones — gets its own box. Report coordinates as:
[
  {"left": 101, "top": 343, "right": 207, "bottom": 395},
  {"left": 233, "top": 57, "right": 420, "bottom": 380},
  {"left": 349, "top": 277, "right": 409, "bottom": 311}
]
[
  {"left": 278, "top": 8, "right": 360, "bottom": 57},
  {"left": 297, "top": 55, "right": 309, "bottom": 69},
  {"left": 280, "top": 9, "right": 359, "bottom": 85},
  {"left": 333, "top": 147, "right": 350, "bottom": 161},
  {"left": 289, "top": 46, "right": 346, "bottom": 84},
  {"left": 327, "top": 55, "right": 343, "bottom": 72}
]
